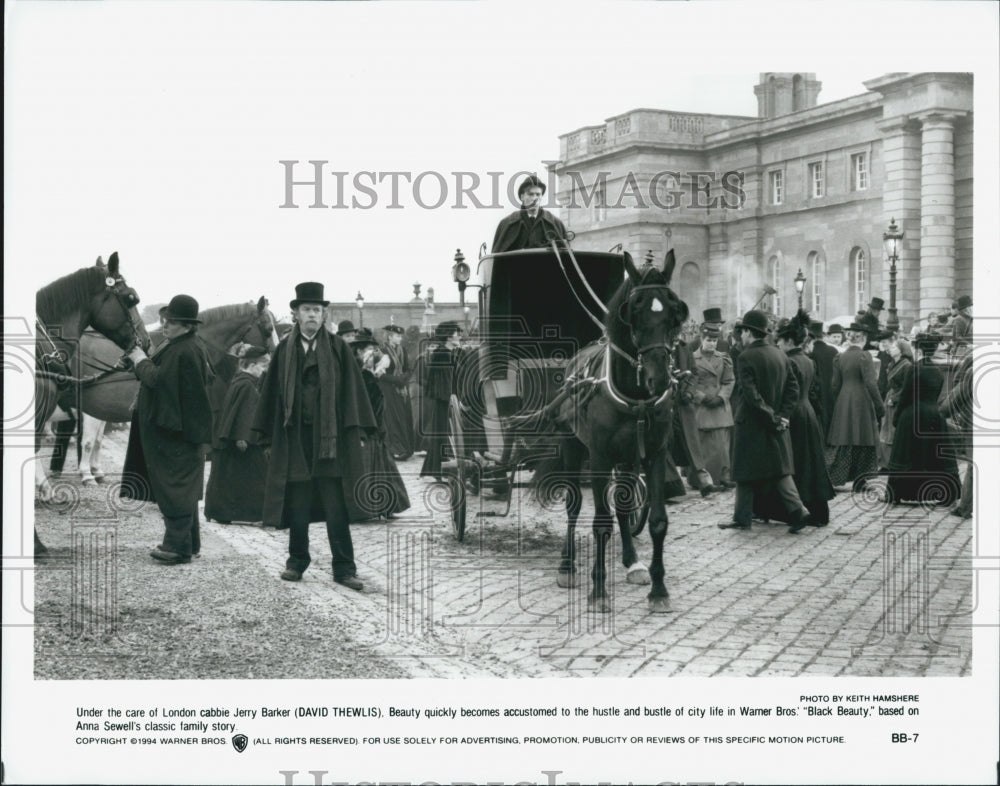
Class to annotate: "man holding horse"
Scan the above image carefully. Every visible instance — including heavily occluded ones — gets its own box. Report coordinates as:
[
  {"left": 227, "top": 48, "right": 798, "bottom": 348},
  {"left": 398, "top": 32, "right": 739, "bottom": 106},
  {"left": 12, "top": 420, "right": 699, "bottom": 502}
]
[
  {"left": 492, "top": 174, "right": 569, "bottom": 253},
  {"left": 252, "top": 282, "right": 379, "bottom": 590},
  {"left": 122, "top": 295, "right": 213, "bottom": 564}
]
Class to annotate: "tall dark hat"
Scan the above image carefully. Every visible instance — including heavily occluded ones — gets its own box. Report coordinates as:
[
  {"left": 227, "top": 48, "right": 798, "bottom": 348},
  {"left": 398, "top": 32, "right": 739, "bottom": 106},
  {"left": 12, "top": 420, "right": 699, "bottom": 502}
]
[{"left": 289, "top": 282, "right": 329, "bottom": 309}]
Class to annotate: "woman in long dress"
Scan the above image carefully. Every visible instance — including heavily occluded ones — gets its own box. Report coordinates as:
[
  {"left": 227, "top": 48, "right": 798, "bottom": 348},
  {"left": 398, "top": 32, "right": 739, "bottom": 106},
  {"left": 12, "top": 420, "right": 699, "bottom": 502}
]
[
  {"left": 885, "top": 334, "right": 960, "bottom": 506},
  {"left": 877, "top": 337, "right": 913, "bottom": 470},
  {"left": 825, "top": 321, "right": 885, "bottom": 488}
]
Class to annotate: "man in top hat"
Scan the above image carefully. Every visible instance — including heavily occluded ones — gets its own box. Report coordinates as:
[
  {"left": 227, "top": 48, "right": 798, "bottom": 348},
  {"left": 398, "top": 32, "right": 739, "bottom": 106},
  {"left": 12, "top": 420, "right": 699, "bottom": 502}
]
[
  {"left": 951, "top": 295, "right": 973, "bottom": 356},
  {"left": 808, "top": 320, "right": 836, "bottom": 436},
  {"left": 252, "top": 282, "right": 379, "bottom": 590},
  {"left": 687, "top": 307, "right": 730, "bottom": 354},
  {"left": 337, "top": 320, "right": 357, "bottom": 342},
  {"left": 378, "top": 324, "right": 416, "bottom": 460},
  {"left": 420, "top": 321, "right": 463, "bottom": 479},
  {"left": 865, "top": 297, "right": 885, "bottom": 325},
  {"left": 492, "top": 174, "right": 568, "bottom": 253},
  {"left": 122, "top": 295, "right": 214, "bottom": 564},
  {"left": 720, "top": 309, "right": 815, "bottom": 533}
]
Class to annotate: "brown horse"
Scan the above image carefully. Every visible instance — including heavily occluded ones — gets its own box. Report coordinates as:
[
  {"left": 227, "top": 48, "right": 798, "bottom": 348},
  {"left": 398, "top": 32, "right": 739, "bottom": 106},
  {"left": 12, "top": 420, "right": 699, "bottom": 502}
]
[
  {"left": 533, "top": 251, "right": 688, "bottom": 613},
  {"left": 35, "top": 254, "right": 149, "bottom": 554}
]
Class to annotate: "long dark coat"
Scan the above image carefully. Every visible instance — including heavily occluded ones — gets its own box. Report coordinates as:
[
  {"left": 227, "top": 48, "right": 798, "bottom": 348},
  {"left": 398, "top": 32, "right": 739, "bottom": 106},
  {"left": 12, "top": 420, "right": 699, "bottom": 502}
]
[
  {"left": 205, "top": 371, "right": 267, "bottom": 522},
  {"left": 252, "top": 329, "right": 379, "bottom": 526},
  {"left": 886, "top": 359, "right": 960, "bottom": 504},
  {"left": 878, "top": 356, "right": 913, "bottom": 466},
  {"left": 731, "top": 338, "right": 798, "bottom": 483},
  {"left": 121, "top": 330, "right": 212, "bottom": 516},
  {"left": 359, "top": 369, "right": 410, "bottom": 517},
  {"left": 810, "top": 339, "right": 837, "bottom": 435},
  {"left": 419, "top": 344, "right": 457, "bottom": 478},
  {"left": 827, "top": 346, "right": 884, "bottom": 446},
  {"left": 377, "top": 342, "right": 415, "bottom": 459},
  {"left": 492, "top": 208, "right": 568, "bottom": 253}
]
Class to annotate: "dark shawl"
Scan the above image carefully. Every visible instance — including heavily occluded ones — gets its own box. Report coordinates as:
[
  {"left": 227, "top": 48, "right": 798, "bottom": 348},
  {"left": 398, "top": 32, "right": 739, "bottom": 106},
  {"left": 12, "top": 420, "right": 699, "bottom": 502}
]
[{"left": 492, "top": 208, "right": 569, "bottom": 253}]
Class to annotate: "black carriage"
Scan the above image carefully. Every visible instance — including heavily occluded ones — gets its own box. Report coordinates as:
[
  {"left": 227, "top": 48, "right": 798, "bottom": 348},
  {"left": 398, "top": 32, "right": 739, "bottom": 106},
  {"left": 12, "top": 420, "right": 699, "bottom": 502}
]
[{"left": 440, "top": 245, "right": 647, "bottom": 540}]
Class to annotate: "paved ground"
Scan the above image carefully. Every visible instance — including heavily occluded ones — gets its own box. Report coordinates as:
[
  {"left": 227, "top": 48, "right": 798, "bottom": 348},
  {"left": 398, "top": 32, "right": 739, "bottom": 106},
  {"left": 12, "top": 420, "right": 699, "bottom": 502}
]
[{"left": 32, "top": 429, "right": 973, "bottom": 678}]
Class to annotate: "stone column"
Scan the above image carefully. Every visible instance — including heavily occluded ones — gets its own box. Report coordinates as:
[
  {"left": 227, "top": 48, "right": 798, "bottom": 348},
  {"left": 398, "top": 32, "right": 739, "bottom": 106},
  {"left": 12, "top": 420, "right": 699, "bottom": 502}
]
[
  {"left": 917, "top": 113, "right": 960, "bottom": 319},
  {"left": 878, "top": 117, "right": 921, "bottom": 333}
]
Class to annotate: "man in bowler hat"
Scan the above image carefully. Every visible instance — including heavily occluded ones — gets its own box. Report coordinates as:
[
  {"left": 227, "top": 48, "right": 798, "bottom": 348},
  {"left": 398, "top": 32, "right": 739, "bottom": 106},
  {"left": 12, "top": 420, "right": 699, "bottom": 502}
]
[
  {"left": 253, "top": 282, "right": 379, "bottom": 590},
  {"left": 123, "top": 295, "right": 213, "bottom": 564},
  {"left": 492, "top": 174, "right": 569, "bottom": 253},
  {"left": 719, "top": 310, "right": 815, "bottom": 533}
]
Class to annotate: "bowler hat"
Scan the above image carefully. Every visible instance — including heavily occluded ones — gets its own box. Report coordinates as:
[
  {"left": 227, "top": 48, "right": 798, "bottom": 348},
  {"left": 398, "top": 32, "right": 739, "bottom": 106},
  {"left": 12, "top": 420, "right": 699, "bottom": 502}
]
[
  {"left": 162, "top": 294, "right": 202, "bottom": 324},
  {"left": 517, "top": 174, "right": 546, "bottom": 198},
  {"left": 434, "top": 320, "right": 462, "bottom": 342},
  {"left": 702, "top": 307, "right": 724, "bottom": 324},
  {"left": 349, "top": 327, "right": 378, "bottom": 348},
  {"left": 383, "top": 324, "right": 405, "bottom": 335},
  {"left": 808, "top": 320, "right": 824, "bottom": 339},
  {"left": 868, "top": 297, "right": 885, "bottom": 311},
  {"left": 827, "top": 323, "right": 844, "bottom": 335},
  {"left": 956, "top": 295, "right": 973, "bottom": 310},
  {"left": 290, "top": 282, "right": 329, "bottom": 309},
  {"left": 848, "top": 320, "right": 873, "bottom": 334},
  {"left": 736, "top": 309, "right": 769, "bottom": 336},
  {"left": 337, "top": 320, "right": 356, "bottom": 336}
]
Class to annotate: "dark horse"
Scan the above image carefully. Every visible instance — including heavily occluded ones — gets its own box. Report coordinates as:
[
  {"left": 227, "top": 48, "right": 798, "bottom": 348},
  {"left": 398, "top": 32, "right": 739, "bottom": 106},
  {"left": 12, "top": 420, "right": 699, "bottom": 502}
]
[
  {"left": 35, "top": 254, "right": 149, "bottom": 553},
  {"left": 534, "top": 250, "right": 688, "bottom": 613}
]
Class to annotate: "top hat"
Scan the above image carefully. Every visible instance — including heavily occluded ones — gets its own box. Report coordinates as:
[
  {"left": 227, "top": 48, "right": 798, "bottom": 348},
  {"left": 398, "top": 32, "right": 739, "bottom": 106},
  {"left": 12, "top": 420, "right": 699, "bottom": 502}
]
[
  {"left": 702, "top": 307, "right": 724, "bottom": 324},
  {"left": 913, "top": 332, "right": 943, "bottom": 353},
  {"left": 162, "top": 294, "right": 202, "bottom": 324},
  {"left": 868, "top": 297, "right": 885, "bottom": 311},
  {"left": 956, "top": 294, "right": 973, "bottom": 310},
  {"left": 382, "top": 324, "right": 405, "bottom": 335},
  {"left": 808, "top": 320, "right": 824, "bottom": 339},
  {"left": 434, "top": 320, "right": 462, "bottom": 342},
  {"left": 337, "top": 320, "right": 356, "bottom": 336},
  {"left": 517, "top": 174, "right": 546, "bottom": 198},
  {"left": 736, "top": 309, "right": 769, "bottom": 336},
  {"left": 827, "top": 323, "right": 844, "bottom": 335},
  {"left": 349, "top": 327, "right": 378, "bottom": 348},
  {"left": 289, "top": 282, "right": 329, "bottom": 309}
]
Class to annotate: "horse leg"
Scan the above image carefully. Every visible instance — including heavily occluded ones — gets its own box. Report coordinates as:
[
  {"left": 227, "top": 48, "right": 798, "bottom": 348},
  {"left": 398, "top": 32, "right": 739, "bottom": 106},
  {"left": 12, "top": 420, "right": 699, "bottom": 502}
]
[
  {"left": 92, "top": 419, "right": 107, "bottom": 483},
  {"left": 616, "top": 471, "right": 650, "bottom": 585},
  {"left": 80, "top": 416, "right": 104, "bottom": 485},
  {"left": 645, "top": 453, "right": 671, "bottom": 614},
  {"left": 557, "top": 439, "right": 585, "bottom": 588},
  {"left": 588, "top": 464, "right": 615, "bottom": 613}
]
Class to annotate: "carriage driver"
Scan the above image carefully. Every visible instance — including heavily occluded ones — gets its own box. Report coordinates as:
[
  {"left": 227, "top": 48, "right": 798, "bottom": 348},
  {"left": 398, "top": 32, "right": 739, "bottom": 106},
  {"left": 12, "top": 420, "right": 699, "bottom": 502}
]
[
  {"left": 252, "top": 282, "right": 380, "bottom": 590},
  {"left": 492, "top": 174, "right": 569, "bottom": 253}
]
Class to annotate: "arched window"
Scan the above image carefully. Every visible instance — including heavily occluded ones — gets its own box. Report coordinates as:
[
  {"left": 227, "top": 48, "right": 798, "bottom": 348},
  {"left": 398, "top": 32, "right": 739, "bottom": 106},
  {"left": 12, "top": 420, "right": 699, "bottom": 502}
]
[
  {"left": 807, "top": 251, "right": 823, "bottom": 315},
  {"left": 767, "top": 255, "right": 781, "bottom": 315},
  {"left": 850, "top": 247, "right": 868, "bottom": 312}
]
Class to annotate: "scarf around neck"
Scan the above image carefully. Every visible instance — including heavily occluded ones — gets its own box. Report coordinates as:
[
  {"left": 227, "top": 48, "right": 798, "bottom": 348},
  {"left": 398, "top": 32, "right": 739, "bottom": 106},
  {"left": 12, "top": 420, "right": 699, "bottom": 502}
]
[{"left": 283, "top": 324, "right": 339, "bottom": 460}]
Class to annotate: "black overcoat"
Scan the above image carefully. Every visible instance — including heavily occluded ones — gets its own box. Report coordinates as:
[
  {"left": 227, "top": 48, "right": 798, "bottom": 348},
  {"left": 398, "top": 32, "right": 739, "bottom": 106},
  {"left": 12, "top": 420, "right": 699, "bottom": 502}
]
[
  {"left": 810, "top": 339, "right": 837, "bottom": 435},
  {"left": 731, "top": 338, "right": 798, "bottom": 482},
  {"left": 121, "top": 330, "right": 212, "bottom": 515},
  {"left": 253, "top": 329, "right": 379, "bottom": 526},
  {"left": 492, "top": 208, "right": 568, "bottom": 253}
]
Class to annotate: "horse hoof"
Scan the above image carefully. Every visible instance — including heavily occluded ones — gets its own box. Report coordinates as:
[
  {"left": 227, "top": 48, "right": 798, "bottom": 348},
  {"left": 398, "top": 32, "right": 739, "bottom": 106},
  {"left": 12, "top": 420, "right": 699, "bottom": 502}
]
[
  {"left": 587, "top": 595, "right": 613, "bottom": 613},
  {"left": 556, "top": 572, "right": 578, "bottom": 588},
  {"left": 82, "top": 478, "right": 96, "bottom": 487},
  {"left": 626, "top": 563, "right": 651, "bottom": 585},
  {"left": 94, "top": 476, "right": 107, "bottom": 485},
  {"left": 647, "top": 595, "right": 672, "bottom": 614}
]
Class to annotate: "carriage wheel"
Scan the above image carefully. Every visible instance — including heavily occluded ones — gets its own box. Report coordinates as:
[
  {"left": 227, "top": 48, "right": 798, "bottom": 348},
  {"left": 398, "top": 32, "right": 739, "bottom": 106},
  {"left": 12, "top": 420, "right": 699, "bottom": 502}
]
[{"left": 447, "top": 394, "right": 467, "bottom": 541}]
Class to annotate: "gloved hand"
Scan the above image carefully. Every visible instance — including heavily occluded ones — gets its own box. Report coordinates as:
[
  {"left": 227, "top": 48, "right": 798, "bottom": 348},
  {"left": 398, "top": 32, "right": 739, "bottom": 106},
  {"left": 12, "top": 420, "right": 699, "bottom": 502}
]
[
  {"left": 127, "top": 346, "right": 148, "bottom": 366},
  {"left": 236, "top": 440, "right": 248, "bottom": 452}
]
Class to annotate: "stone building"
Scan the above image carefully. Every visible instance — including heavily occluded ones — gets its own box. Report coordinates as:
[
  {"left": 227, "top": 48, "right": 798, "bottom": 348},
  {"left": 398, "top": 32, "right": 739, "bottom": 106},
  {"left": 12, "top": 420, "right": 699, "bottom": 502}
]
[{"left": 553, "top": 72, "right": 973, "bottom": 332}]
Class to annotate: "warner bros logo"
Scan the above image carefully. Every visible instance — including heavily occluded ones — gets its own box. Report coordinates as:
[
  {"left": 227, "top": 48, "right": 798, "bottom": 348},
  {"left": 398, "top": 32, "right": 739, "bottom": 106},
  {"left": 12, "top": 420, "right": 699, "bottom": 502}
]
[{"left": 232, "top": 734, "right": 249, "bottom": 753}]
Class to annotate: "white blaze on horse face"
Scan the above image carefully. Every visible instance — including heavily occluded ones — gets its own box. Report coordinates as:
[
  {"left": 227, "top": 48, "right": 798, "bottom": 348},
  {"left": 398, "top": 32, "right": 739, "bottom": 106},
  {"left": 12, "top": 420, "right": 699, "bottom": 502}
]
[{"left": 651, "top": 297, "right": 664, "bottom": 312}]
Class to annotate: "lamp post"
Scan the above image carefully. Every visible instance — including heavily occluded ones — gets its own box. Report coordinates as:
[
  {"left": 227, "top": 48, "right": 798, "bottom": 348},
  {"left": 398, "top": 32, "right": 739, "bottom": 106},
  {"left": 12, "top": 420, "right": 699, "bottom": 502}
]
[
  {"left": 355, "top": 291, "right": 365, "bottom": 329},
  {"left": 794, "top": 269, "right": 806, "bottom": 311},
  {"left": 883, "top": 217, "right": 903, "bottom": 334}
]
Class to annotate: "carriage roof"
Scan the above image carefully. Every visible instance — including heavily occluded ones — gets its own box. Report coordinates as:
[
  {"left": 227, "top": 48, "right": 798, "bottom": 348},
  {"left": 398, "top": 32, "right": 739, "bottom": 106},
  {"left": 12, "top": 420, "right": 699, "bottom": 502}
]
[{"left": 476, "top": 248, "right": 625, "bottom": 348}]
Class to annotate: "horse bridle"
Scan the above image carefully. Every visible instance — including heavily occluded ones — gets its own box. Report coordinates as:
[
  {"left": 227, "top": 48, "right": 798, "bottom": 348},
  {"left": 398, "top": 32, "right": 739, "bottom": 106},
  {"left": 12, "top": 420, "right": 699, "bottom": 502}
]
[
  {"left": 618, "top": 270, "right": 681, "bottom": 385},
  {"left": 96, "top": 275, "right": 145, "bottom": 350}
]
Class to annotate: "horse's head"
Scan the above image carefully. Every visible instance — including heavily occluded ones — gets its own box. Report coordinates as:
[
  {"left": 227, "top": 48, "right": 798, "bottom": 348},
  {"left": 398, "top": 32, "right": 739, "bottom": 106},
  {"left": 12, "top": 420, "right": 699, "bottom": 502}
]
[
  {"left": 90, "top": 253, "right": 151, "bottom": 352},
  {"left": 617, "top": 250, "right": 689, "bottom": 396}
]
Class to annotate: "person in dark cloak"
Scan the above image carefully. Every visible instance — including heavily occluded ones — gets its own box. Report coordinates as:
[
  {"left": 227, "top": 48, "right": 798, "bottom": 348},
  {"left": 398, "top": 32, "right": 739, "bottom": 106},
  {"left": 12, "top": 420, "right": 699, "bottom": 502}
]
[
  {"left": 252, "top": 282, "right": 379, "bottom": 590},
  {"left": 350, "top": 329, "right": 411, "bottom": 520},
  {"left": 420, "top": 321, "right": 462, "bottom": 480},
  {"left": 492, "top": 174, "right": 569, "bottom": 253},
  {"left": 121, "top": 295, "right": 213, "bottom": 564},
  {"left": 377, "top": 324, "right": 416, "bottom": 460},
  {"left": 808, "top": 320, "right": 838, "bottom": 438},
  {"left": 204, "top": 345, "right": 270, "bottom": 524}
]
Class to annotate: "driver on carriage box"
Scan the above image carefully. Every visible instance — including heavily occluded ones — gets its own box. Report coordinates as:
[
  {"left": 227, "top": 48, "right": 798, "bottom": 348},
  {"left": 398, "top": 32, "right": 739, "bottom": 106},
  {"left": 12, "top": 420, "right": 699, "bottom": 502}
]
[{"left": 492, "top": 174, "right": 569, "bottom": 253}]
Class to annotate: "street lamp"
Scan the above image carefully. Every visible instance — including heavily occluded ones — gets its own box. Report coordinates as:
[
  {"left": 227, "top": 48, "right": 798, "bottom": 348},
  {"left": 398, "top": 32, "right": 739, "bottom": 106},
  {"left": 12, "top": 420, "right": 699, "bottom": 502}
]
[
  {"left": 355, "top": 291, "right": 365, "bottom": 328},
  {"left": 794, "top": 269, "right": 806, "bottom": 311},
  {"left": 883, "top": 217, "right": 903, "bottom": 334}
]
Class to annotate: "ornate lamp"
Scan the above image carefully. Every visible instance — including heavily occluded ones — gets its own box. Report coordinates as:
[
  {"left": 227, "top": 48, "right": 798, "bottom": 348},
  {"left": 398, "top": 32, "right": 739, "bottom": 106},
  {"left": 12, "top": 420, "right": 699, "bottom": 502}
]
[
  {"left": 355, "top": 291, "right": 365, "bottom": 328},
  {"left": 883, "top": 217, "right": 903, "bottom": 333},
  {"left": 794, "top": 269, "right": 806, "bottom": 310}
]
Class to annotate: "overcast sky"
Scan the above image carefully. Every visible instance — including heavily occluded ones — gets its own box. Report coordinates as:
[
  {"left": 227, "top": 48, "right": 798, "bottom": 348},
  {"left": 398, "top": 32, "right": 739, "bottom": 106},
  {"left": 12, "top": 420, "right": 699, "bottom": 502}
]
[{"left": 6, "top": 1, "right": 998, "bottom": 317}]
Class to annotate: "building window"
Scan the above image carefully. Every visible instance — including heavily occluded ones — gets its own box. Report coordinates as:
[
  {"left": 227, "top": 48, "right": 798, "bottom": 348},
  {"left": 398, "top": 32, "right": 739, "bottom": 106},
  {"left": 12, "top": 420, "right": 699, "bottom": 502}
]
[
  {"left": 852, "top": 153, "right": 868, "bottom": 191},
  {"left": 808, "top": 251, "right": 822, "bottom": 314},
  {"left": 770, "top": 170, "right": 783, "bottom": 205},
  {"left": 850, "top": 247, "right": 867, "bottom": 311},
  {"left": 767, "top": 255, "right": 781, "bottom": 314},
  {"left": 593, "top": 185, "right": 606, "bottom": 223},
  {"left": 809, "top": 162, "right": 824, "bottom": 198}
]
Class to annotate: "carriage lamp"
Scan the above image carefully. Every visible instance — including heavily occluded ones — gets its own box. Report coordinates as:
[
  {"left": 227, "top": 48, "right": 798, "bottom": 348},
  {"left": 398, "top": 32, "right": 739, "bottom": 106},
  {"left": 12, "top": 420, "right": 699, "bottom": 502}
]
[
  {"left": 883, "top": 217, "right": 903, "bottom": 333},
  {"left": 452, "top": 249, "right": 471, "bottom": 293},
  {"left": 355, "top": 291, "right": 365, "bottom": 328},
  {"left": 794, "top": 269, "right": 806, "bottom": 310}
]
